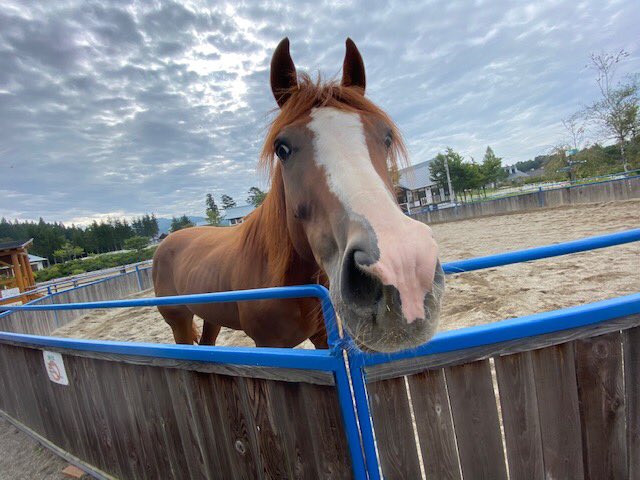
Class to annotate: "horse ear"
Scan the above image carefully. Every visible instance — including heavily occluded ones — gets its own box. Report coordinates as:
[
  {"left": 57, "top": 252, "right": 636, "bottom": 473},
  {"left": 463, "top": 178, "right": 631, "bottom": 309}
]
[
  {"left": 270, "top": 38, "right": 298, "bottom": 108},
  {"left": 341, "top": 38, "right": 366, "bottom": 93}
]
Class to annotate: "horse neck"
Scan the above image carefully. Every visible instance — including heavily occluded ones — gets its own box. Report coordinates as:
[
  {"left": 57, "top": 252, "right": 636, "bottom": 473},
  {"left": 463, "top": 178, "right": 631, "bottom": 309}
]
[{"left": 239, "top": 174, "right": 319, "bottom": 287}]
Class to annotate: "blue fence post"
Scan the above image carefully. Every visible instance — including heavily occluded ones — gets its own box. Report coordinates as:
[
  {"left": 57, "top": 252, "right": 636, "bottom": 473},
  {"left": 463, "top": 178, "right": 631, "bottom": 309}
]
[
  {"left": 135, "top": 265, "right": 143, "bottom": 291},
  {"left": 334, "top": 357, "right": 370, "bottom": 480},
  {"left": 537, "top": 186, "right": 544, "bottom": 207},
  {"left": 348, "top": 350, "right": 381, "bottom": 480}
]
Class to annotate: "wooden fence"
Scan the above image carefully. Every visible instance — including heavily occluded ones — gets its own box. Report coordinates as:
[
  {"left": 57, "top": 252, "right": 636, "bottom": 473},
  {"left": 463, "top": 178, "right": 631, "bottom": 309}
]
[
  {"left": 1, "top": 262, "right": 639, "bottom": 479},
  {"left": 365, "top": 314, "right": 640, "bottom": 479},
  {"left": 0, "top": 342, "right": 352, "bottom": 479},
  {"left": 411, "top": 175, "right": 640, "bottom": 225},
  {"left": 0, "top": 268, "right": 152, "bottom": 335}
]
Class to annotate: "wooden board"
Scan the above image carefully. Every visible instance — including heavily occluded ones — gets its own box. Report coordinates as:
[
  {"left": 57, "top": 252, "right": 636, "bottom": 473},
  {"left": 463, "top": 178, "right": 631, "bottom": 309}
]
[
  {"left": 445, "top": 359, "right": 508, "bottom": 480},
  {"left": 574, "top": 332, "right": 626, "bottom": 479},
  {"left": 406, "top": 368, "right": 461, "bottom": 480},
  {"left": 531, "top": 343, "right": 584, "bottom": 479},
  {"left": 367, "top": 376, "right": 422, "bottom": 479},
  {"left": 494, "top": 351, "right": 544, "bottom": 480},
  {"left": 623, "top": 326, "right": 640, "bottom": 479}
]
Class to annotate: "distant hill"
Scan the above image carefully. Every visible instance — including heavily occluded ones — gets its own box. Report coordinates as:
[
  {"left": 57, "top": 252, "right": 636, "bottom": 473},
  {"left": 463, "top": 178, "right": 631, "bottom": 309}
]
[{"left": 156, "top": 216, "right": 206, "bottom": 235}]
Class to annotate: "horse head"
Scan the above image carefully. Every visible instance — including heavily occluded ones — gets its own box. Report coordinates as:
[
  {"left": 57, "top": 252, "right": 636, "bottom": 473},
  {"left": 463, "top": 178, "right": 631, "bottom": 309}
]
[{"left": 263, "top": 38, "right": 445, "bottom": 352}]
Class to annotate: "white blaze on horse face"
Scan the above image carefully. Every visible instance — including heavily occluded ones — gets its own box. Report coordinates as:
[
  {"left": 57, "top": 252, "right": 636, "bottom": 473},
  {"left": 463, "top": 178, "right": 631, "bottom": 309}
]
[{"left": 308, "top": 107, "right": 439, "bottom": 323}]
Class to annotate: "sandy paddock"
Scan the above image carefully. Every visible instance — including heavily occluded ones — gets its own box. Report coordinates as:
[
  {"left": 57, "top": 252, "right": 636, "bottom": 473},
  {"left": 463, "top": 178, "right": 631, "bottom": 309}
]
[{"left": 51, "top": 199, "right": 640, "bottom": 347}]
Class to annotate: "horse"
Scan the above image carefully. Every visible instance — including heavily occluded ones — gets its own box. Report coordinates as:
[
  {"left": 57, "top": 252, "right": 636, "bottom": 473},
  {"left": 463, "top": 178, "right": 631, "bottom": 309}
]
[{"left": 152, "top": 38, "right": 445, "bottom": 352}]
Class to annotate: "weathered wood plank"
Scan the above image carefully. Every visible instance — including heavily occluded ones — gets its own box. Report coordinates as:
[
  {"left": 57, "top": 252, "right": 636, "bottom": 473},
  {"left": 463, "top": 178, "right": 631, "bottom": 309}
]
[
  {"left": 368, "top": 376, "right": 422, "bottom": 479},
  {"left": 116, "top": 362, "right": 166, "bottom": 479},
  {"left": 298, "top": 383, "right": 352, "bottom": 479},
  {"left": 93, "top": 359, "right": 146, "bottom": 479},
  {"left": 445, "top": 359, "right": 508, "bottom": 480},
  {"left": 267, "top": 381, "right": 317, "bottom": 479},
  {"left": 243, "top": 377, "right": 290, "bottom": 479},
  {"left": 0, "top": 340, "right": 334, "bottom": 385},
  {"left": 575, "top": 332, "right": 626, "bottom": 480},
  {"left": 64, "top": 356, "right": 113, "bottom": 476},
  {"left": 494, "top": 351, "right": 544, "bottom": 480},
  {"left": 141, "top": 365, "right": 192, "bottom": 479},
  {"left": 211, "top": 374, "right": 263, "bottom": 479},
  {"left": 163, "top": 368, "right": 211, "bottom": 479},
  {"left": 406, "top": 369, "right": 461, "bottom": 480},
  {"left": 532, "top": 343, "right": 584, "bottom": 479},
  {"left": 186, "top": 370, "right": 239, "bottom": 479},
  {"left": 623, "top": 326, "right": 640, "bottom": 479}
]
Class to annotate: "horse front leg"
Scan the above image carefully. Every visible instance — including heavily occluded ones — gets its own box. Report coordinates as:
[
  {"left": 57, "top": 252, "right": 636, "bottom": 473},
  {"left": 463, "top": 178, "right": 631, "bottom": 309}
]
[{"left": 199, "top": 321, "right": 221, "bottom": 346}]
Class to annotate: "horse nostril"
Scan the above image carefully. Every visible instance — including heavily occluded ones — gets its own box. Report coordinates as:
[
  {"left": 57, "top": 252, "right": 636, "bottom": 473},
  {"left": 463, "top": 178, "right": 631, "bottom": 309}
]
[{"left": 341, "top": 248, "right": 382, "bottom": 308}]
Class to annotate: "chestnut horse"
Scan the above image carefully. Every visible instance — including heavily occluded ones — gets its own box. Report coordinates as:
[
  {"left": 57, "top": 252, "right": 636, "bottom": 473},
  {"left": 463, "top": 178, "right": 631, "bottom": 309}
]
[{"left": 153, "top": 38, "right": 445, "bottom": 352}]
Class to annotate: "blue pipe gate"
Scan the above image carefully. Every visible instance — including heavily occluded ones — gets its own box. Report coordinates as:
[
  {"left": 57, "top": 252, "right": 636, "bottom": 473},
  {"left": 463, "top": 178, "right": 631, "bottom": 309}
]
[{"left": 1, "top": 228, "right": 640, "bottom": 479}]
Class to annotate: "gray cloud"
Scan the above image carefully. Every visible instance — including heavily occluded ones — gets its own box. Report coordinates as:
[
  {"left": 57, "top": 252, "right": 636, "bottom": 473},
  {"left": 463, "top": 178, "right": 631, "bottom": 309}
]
[{"left": 0, "top": 0, "right": 639, "bottom": 224}]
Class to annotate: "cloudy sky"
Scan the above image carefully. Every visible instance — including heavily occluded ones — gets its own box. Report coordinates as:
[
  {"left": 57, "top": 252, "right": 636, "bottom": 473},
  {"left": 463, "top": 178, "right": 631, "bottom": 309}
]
[{"left": 1, "top": 1, "right": 639, "bottom": 224}]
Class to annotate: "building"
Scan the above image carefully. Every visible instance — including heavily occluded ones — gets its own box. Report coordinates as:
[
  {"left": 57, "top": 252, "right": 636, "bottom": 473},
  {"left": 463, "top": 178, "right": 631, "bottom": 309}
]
[
  {"left": 220, "top": 204, "right": 257, "bottom": 226},
  {"left": 395, "top": 159, "right": 451, "bottom": 214},
  {"left": 0, "top": 239, "right": 39, "bottom": 304},
  {"left": 27, "top": 254, "right": 49, "bottom": 271},
  {"left": 504, "top": 165, "right": 530, "bottom": 182}
]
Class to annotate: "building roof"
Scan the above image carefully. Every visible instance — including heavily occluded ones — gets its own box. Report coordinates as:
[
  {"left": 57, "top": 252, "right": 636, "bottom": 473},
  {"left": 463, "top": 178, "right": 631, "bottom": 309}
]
[
  {"left": 0, "top": 239, "right": 33, "bottom": 253},
  {"left": 397, "top": 159, "right": 436, "bottom": 190},
  {"left": 222, "top": 204, "right": 256, "bottom": 220},
  {"left": 28, "top": 254, "right": 47, "bottom": 262}
]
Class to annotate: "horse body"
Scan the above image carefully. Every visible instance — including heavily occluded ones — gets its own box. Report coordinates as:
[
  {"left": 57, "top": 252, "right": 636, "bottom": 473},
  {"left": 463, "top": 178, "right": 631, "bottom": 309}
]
[
  {"left": 153, "top": 194, "right": 327, "bottom": 348},
  {"left": 154, "top": 38, "right": 445, "bottom": 352}
]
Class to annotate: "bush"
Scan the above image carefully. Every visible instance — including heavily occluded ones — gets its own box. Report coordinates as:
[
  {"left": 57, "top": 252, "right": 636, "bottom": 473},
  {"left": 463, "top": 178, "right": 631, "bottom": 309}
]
[
  {"left": 124, "top": 236, "right": 150, "bottom": 251},
  {"left": 34, "top": 246, "right": 157, "bottom": 282}
]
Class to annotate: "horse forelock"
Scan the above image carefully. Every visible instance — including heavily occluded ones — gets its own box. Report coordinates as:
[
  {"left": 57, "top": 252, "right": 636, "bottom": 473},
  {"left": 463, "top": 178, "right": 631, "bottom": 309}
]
[{"left": 259, "top": 73, "right": 407, "bottom": 176}]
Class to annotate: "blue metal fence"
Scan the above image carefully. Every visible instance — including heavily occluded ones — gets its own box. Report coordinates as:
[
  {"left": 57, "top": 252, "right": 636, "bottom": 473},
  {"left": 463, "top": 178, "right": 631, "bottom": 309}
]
[{"left": 1, "top": 228, "right": 639, "bottom": 479}]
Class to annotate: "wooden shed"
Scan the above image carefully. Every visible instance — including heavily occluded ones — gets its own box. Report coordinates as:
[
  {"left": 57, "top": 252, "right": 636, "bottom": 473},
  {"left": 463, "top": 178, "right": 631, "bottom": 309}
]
[{"left": 0, "top": 239, "right": 38, "bottom": 305}]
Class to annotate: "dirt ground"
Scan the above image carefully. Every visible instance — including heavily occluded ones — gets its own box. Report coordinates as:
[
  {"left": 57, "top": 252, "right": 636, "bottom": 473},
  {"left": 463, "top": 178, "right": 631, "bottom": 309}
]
[
  {"left": 51, "top": 199, "right": 640, "bottom": 345},
  {"left": 0, "top": 416, "right": 83, "bottom": 480},
  {"left": 2, "top": 199, "right": 639, "bottom": 479}
]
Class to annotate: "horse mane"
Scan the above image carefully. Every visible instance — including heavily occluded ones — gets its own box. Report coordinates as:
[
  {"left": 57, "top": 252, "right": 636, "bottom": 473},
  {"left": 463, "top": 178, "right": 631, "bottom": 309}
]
[
  {"left": 236, "top": 171, "right": 293, "bottom": 285},
  {"left": 239, "top": 73, "right": 408, "bottom": 285}
]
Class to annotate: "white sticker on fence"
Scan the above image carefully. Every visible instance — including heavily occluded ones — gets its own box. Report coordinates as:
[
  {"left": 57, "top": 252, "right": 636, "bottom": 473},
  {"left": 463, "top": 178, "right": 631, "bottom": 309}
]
[
  {"left": 1, "top": 287, "right": 19, "bottom": 299},
  {"left": 43, "top": 351, "right": 69, "bottom": 386}
]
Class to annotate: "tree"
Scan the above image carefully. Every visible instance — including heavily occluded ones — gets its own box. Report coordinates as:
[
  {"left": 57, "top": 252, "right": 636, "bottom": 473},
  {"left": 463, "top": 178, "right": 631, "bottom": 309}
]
[
  {"left": 561, "top": 113, "right": 586, "bottom": 151},
  {"left": 246, "top": 187, "right": 267, "bottom": 207},
  {"left": 221, "top": 194, "right": 236, "bottom": 210},
  {"left": 124, "top": 236, "right": 149, "bottom": 251},
  {"left": 170, "top": 215, "right": 195, "bottom": 232},
  {"left": 583, "top": 50, "right": 639, "bottom": 172},
  {"left": 53, "top": 242, "right": 83, "bottom": 262},
  {"left": 430, "top": 148, "right": 466, "bottom": 201},
  {"left": 205, "top": 193, "right": 222, "bottom": 226},
  {"left": 480, "top": 147, "right": 507, "bottom": 191}
]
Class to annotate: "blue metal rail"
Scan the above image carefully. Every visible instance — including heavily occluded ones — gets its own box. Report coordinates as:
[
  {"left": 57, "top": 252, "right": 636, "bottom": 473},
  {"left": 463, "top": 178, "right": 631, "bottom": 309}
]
[{"left": 443, "top": 228, "right": 640, "bottom": 273}]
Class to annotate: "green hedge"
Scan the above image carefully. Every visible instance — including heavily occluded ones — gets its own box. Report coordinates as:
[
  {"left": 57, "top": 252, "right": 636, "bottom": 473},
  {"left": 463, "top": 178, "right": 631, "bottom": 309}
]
[{"left": 35, "top": 247, "right": 157, "bottom": 282}]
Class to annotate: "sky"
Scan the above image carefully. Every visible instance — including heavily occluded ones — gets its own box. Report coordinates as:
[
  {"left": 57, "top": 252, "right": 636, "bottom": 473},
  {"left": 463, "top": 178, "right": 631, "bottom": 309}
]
[{"left": 1, "top": 0, "right": 639, "bottom": 225}]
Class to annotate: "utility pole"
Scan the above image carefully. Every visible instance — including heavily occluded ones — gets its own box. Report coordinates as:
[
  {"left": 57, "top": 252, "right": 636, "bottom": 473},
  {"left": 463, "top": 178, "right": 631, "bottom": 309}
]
[{"left": 444, "top": 156, "right": 456, "bottom": 204}]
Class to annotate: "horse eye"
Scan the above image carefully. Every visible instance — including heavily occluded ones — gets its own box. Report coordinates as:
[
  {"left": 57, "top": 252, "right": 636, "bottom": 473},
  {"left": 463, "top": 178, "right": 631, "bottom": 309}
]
[
  {"left": 384, "top": 133, "right": 393, "bottom": 149},
  {"left": 275, "top": 141, "right": 292, "bottom": 161}
]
